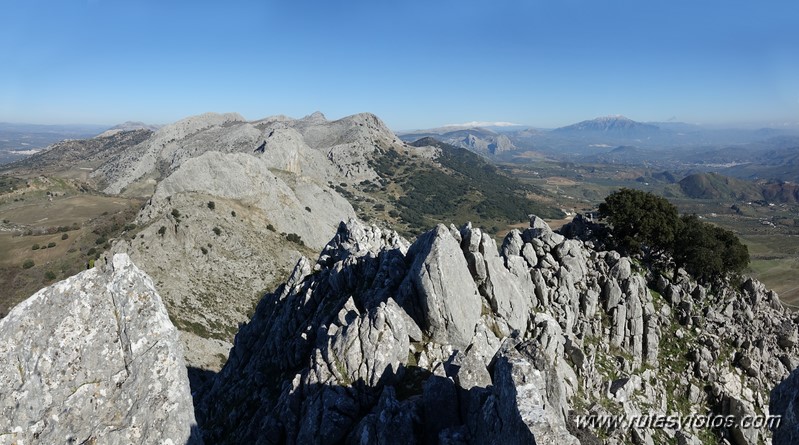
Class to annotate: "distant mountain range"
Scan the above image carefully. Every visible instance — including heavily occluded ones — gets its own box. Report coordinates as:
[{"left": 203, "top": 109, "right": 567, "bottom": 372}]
[
  {"left": 398, "top": 127, "right": 520, "bottom": 156},
  {"left": 552, "top": 115, "right": 660, "bottom": 138},
  {"left": 0, "top": 122, "right": 110, "bottom": 164},
  {"left": 0, "top": 121, "right": 159, "bottom": 165},
  {"left": 399, "top": 116, "right": 799, "bottom": 183}
]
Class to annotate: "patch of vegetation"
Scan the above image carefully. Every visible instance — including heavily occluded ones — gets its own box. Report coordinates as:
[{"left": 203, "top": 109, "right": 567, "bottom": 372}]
[
  {"left": 200, "top": 246, "right": 208, "bottom": 255},
  {"left": 44, "top": 271, "right": 56, "bottom": 281},
  {"left": 31, "top": 244, "right": 40, "bottom": 250},
  {"left": 674, "top": 214, "right": 749, "bottom": 282},
  {"left": 212, "top": 227, "right": 222, "bottom": 236},
  {"left": 599, "top": 188, "right": 679, "bottom": 257},
  {"left": 599, "top": 189, "right": 749, "bottom": 284},
  {"left": 61, "top": 233, "right": 68, "bottom": 240},
  {"left": 370, "top": 140, "right": 563, "bottom": 235},
  {"left": 157, "top": 226, "right": 167, "bottom": 236},
  {"left": 286, "top": 233, "right": 304, "bottom": 246},
  {"left": 267, "top": 224, "right": 276, "bottom": 232},
  {"left": 47, "top": 242, "right": 56, "bottom": 248},
  {"left": 171, "top": 208, "right": 181, "bottom": 218},
  {"left": 207, "top": 201, "right": 215, "bottom": 210},
  {"left": 22, "top": 259, "right": 35, "bottom": 269},
  {"left": 231, "top": 210, "right": 236, "bottom": 217}
]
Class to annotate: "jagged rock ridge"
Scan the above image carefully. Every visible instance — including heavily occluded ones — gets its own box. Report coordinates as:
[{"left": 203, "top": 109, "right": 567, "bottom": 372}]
[
  {"left": 196, "top": 216, "right": 799, "bottom": 444},
  {"left": 101, "top": 111, "right": 408, "bottom": 368},
  {"left": 0, "top": 254, "right": 199, "bottom": 445}
]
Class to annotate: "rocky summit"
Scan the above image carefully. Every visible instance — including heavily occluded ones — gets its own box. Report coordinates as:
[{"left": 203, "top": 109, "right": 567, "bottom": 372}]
[
  {"left": 0, "top": 254, "right": 199, "bottom": 445},
  {"left": 189, "top": 216, "right": 799, "bottom": 444},
  {"left": 4, "top": 197, "right": 799, "bottom": 442}
]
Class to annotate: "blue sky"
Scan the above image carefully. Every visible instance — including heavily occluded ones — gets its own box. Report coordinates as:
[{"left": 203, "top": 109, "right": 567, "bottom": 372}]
[{"left": 1, "top": 0, "right": 797, "bottom": 129}]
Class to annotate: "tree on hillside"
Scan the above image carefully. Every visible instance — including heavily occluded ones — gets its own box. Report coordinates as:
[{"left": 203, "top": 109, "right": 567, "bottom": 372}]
[
  {"left": 598, "top": 188, "right": 679, "bottom": 256},
  {"left": 673, "top": 214, "right": 749, "bottom": 282},
  {"left": 598, "top": 189, "right": 749, "bottom": 284}
]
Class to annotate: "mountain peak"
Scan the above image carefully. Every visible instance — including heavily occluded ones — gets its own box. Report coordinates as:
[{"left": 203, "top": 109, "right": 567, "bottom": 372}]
[
  {"left": 302, "top": 111, "right": 327, "bottom": 121},
  {"left": 553, "top": 115, "right": 659, "bottom": 134}
]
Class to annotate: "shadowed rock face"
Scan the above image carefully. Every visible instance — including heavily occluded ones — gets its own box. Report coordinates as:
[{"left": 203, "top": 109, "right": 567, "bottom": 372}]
[
  {"left": 0, "top": 254, "right": 200, "bottom": 445},
  {"left": 195, "top": 216, "right": 799, "bottom": 445}
]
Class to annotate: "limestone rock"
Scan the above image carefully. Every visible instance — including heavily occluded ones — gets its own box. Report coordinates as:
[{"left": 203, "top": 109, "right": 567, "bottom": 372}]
[
  {"left": 0, "top": 254, "right": 199, "bottom": 445},
  {"left": 402, "top": 224, "right": 481, "bottom": 349}
]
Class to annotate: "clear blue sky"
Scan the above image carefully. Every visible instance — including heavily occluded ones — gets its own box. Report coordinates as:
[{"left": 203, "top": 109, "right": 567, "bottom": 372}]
[{"left": 1, "top": 0, "right": 797, "bottom": 129}]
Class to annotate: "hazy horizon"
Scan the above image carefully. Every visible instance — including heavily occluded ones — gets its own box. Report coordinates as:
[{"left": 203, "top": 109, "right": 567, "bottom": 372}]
[
  {"left": 2, "top": 1, "right": 797, "bottom": 130},
  {"left": 3, "top": 112, "right": 799, "bottom": 133}
]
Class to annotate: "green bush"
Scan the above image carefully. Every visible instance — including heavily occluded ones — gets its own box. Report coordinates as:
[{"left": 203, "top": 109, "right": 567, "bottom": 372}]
[
  {"left": 200, "top": 246, "right": 208, "bottom": 255},
  {"left": 22, "top": 259, "right": 34, "bottom": 269},
  {"left": 598, "top": 189, "right": 749, "bottom": 283},
  {"left": 212, "top": 227, "right": 222, "bottom": 236},
  {"left": 87, "top": 247, "right": 97, "bottom": 256},
  {"left": 599, "top": 188, "right": 679, "bottom": 256},
  {"left": 171, "top": 208, "right": 181, "bottom": 218},
  {"left": 31, "top": 244, "right": 40, "bottom": 250},
  {"left": 286, "top": 233, "right": 304, "bottom": 246},
  {"left": 158, "top": 226, "right": 167, "bottom": 236},
  {"left": 207, "top": 201, "right": 215, "bottom": 210},
  {"left": 95, "top": 236, "right": 107, "bottom": 245},
  {"left": 673, "top": 215, "right": 749, "bottom": 282},
  {"left": 267, "top": 224, "right": 276, "bottom": 232},
  {"left": 44, "top": 271, "right": 56, "bottom": 281},
  {"left": 47, "top": 242, "right": 56, "bottom": 248},
  {"left": 231, "top": 210, "right": 237, "bottom": 217},
  {"left": 61, "top": 233, "right": 69, "bottom": 240}
]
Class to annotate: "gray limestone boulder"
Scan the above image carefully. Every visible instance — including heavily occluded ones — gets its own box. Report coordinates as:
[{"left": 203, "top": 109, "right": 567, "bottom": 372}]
[
  {"left": 403, "top": 224, "right": 482, "bottom": 349},
  {"left": 0, "top": 254, "right": 199, "bottom": 445}
]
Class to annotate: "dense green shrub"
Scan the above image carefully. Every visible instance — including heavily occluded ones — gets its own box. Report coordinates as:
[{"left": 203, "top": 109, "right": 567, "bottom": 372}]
[
  {"left": 599, "top": 188, "right": 679, "bottom": 256},
  {"left": 207, "top": 201, "right": 215, "bottom": 210},
  {"left": 599, "top": 189, "right": 749, "bottom": 283},
  {"left": 61, "top": 233, "right": 69, "bottom": 240},
  {"left": 212, "top": 227, "right": 222, "bottom": 236},
  {"left": 31, "top": 244, "right": 40, "bottom": 250},
  {"left": 673, "top": 215, "right": 749, "bottom": 282},
  {"left": 22, "top": 259, "right": 34, "bottom": 269}
]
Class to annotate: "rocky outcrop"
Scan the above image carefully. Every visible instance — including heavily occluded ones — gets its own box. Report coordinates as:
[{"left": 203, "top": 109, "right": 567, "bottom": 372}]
[
  {"left": 0, "top": 254, "right": 198, "bottom": 445},
  {"left": 96, "top": 111, "right": 400, "bottom": 196},
  {"left": 95, "top": 111, "right": 423, "bottom": 370},
  {"left": 145, "top": 151, "right": 355, "bottom": 249},
  {"left": 3, "top": 211, "right": 798, "bottom": 444},
  {"left": 195, "top": 216, "right": 799, "bottom": 444}
]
